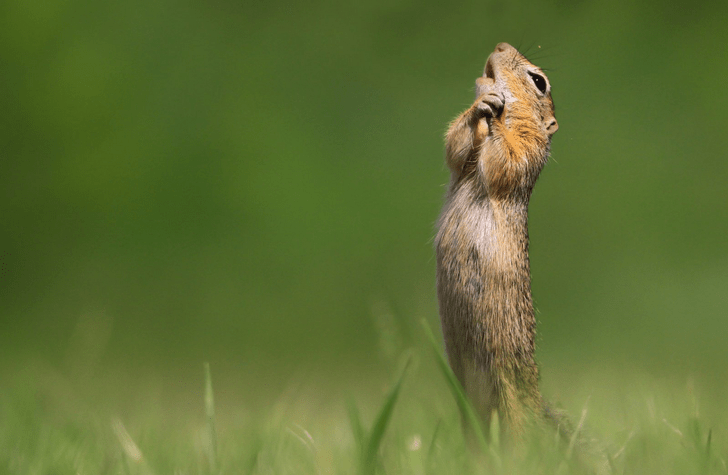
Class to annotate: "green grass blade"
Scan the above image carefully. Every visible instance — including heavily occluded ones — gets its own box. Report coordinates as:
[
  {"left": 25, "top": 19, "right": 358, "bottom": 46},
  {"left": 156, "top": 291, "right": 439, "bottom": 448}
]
[
  {"left": 347, "top": 397, "right": 365, "bottom": 457},
  {"left": 111, "top": 417, "right": 157, "bottom": 475},
  {"left": 426, "top": 419, "right": 442, "bottom": 464},
  {"left": 361, "top": 356, "right": 411, "bottom": 475},
  {"left": 489, "top": 409, "right": 501, "bottom": 451},
  {"left": 707, "top": 428, "right": 712, "bottom": 457},
  {"left": 487, "top": 410, "right": 503, "bottom": 468},
  {"left": 421, "top": 320, "right": 489, "bottom": 455},
  {"left": 565, "top": 400, "right": 589, "bottom": 461},
  {"left": 204, "top": 362, "right": 218, "bottom": 474}
]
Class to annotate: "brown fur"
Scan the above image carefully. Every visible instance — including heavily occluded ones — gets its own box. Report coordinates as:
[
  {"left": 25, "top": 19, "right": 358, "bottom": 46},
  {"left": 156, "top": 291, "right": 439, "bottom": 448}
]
[{"left": 436, "top": 43, "right": 558, "bottom": 438}]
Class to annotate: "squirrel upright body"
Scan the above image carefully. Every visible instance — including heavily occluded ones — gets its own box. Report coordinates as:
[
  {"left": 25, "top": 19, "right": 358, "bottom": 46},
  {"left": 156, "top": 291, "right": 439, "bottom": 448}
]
[{"left": 435, "top": 43, "right": 558, "bottom": 437}]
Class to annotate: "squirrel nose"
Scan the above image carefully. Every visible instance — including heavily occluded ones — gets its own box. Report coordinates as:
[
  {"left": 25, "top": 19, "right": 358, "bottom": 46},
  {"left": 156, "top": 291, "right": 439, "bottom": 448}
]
[{"left": 494, "top": 42, "right": 514, "bottom": 53}]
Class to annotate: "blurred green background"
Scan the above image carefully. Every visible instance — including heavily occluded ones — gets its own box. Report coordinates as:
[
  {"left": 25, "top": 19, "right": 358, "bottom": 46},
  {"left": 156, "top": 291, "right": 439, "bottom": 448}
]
[{"left": 2, "top": 0, "right": 727, "bottom": 398}]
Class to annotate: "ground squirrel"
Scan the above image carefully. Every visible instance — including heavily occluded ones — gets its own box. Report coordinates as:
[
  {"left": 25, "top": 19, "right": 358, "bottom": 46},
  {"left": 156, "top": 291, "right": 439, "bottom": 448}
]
[{"left": 436, "top": 43, "right": 558, "bottom": 438}]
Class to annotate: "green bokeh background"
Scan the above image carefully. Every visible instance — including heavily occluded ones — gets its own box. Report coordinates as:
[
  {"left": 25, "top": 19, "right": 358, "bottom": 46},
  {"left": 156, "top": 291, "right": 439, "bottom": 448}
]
[{"left": 2, "top": 0, "right": 727, "bottom": 394}]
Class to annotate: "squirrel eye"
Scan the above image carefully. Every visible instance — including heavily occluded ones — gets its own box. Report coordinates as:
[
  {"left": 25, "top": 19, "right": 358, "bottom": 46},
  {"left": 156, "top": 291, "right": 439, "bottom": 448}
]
[{"left": 528, "top": 72, "right": 547, "bottom": 94}]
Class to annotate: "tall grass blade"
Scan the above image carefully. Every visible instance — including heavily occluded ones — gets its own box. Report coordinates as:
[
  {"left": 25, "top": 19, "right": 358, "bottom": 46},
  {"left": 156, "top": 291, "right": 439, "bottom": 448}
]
[
  {"left": 489, "top": 410, "right": 500, "bottom": 451},
  {"left": 347, "top": 397, "right": 365, "bottom": 457},
  {"left": 426, "top": 419, "right": 442, "bottom": 464},
  {"left": 111, "top": 417, "right": 156, "bottom": 475},
  {"left": 421, "top": 320, "right": 489, "bottom": 455},
  {"left": 707, "top": 428, "right": 712, "bottom": 456},
  {"left": 360, "top": 356, "right": 411, "bottom": 475},
  {"left": 565, "top": 399, "right": 589, "bottom": 461},
  {"left": 204, "top": 362, "right": 218, "bottom": 474},
  {"left": 487, "top": 409, "right": 503, "bottom": 468},
  {"left": 702, "top": 427, "right": 713, "bottom": 473}
]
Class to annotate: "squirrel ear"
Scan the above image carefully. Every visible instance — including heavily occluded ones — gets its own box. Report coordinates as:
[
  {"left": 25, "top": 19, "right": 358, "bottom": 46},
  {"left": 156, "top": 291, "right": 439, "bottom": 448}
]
[{"left": 545, "top": 118, "right": 558, "bottom": 135}]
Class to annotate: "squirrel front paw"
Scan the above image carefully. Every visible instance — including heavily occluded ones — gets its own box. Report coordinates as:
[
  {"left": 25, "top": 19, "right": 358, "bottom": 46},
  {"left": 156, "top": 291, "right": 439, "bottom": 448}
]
[{"left": 475, "top": 91, "right": 505, "bottom": 119}]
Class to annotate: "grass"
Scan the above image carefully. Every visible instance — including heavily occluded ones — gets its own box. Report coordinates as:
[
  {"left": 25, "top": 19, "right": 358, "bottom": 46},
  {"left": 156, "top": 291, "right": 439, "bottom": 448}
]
[{"left": 1, "top": 343, "right": 727, "bottom": 474}]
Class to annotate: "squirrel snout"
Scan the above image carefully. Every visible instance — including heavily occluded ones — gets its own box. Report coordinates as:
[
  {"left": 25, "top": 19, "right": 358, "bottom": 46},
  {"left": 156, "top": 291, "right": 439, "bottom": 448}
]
[
  {"left": 484, "top": 43, "right": 517, "bottom": 79},
  {"left": 494, "top": 42, "right": 515, "bottom": 53}
]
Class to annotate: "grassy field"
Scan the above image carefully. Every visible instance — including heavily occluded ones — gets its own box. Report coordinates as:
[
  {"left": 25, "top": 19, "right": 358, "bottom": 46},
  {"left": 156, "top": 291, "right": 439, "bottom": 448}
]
[
  {"left": 3, "top": 0, "right": 728, "bottom": 473},
  {"left": 2, "top": 331, "right": 726, "bottom": 475}
]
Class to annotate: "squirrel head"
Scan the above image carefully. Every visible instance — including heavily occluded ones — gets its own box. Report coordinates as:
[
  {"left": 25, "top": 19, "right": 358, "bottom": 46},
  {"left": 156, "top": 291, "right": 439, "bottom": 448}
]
[{"left": 474, "top": 43, "right": 558, "bottom": 200}]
